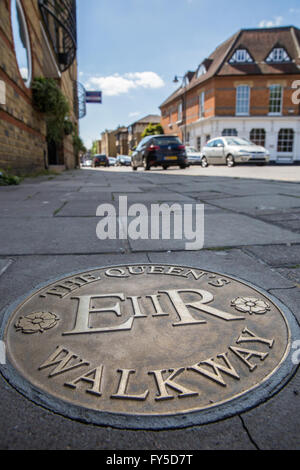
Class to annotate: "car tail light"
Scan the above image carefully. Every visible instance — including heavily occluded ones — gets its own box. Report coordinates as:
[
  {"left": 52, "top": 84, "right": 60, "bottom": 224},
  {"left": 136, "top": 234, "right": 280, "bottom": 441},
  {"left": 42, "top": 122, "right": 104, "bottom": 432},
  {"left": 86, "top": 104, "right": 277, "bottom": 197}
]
[
  {"left": 147, "top": 144, "right": 160, "bottom": 151},
  {"left": 178, "top": 145, "right": 185, "bottom": 150}
]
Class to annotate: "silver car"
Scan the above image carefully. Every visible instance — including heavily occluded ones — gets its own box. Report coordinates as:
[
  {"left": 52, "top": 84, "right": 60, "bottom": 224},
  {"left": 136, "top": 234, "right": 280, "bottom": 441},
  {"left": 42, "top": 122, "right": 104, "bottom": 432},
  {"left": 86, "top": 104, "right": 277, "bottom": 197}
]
[
  {"left": 185, "top": 146, "right": 202, "bottom": 165},
  {"left": 201, "top": 137, "right": 270, "bottom": 167}
]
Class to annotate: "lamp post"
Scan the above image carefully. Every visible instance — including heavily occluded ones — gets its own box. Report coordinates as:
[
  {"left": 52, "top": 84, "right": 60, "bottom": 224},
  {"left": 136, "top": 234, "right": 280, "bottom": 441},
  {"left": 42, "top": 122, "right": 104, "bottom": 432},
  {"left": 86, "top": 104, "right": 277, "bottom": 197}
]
[{"left": 173, "top": 74, "right": 187, "bottom": 145}]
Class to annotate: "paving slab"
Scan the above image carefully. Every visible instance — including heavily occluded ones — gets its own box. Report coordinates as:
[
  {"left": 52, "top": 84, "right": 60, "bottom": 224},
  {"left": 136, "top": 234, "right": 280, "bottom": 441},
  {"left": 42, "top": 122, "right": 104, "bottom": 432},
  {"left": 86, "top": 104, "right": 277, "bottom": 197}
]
[
  {"left": 0, "top": 258, "right": 13, "bottom": 278},
  {"left": 245, "top": 245, "right": 300, "bottom": 267},
  {"left": 146, "top": 249, "right": 295, "bottom": 290},
  {"left": 55, "top": 199, "right": 114, "bottom": 216},
  {"left": 239, "top": 286, "right": 300, "bottom": 450},
  {"left": 113, "top": 192, "right": 196, "bottom": 203},
  {"left": 275, "top": 268, "right": 300, "bottom": 286},
  {"left": 0, "top": 378, "right": 254, "bottom": 449},
  {"left": 125, "top": 210, "right": 282, "bottom": 251},
  {"left": 240, "top": 372, "right": 300, "bottom": 450},
  {"left": 206, "top": 194, "right": 300, "bottom": 214},
  {"left": 0, "top": 199, "right": 66, "bottom": 217},
  {"left": 204, "top": 212, "right": 300, "bottom": 247},
  {"left": 79, "top": 186, "right": 144, "bottom": 193},
  {"left": 268, "top": 287, "right": 300, "bottom": 325},
  {"left": 0, "top": 254, "right": 150, "bottom": 308},
  {"left": 0, "top": 217, "right": 127, "bottom": 255}
]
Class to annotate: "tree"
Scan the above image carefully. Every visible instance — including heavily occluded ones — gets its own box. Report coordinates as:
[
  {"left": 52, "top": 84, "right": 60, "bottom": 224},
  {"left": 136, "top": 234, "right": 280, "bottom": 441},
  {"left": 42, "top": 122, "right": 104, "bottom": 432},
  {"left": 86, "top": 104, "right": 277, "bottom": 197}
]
[
  {"left": 141, "top": 123, "right": 164, "bottom": 138},
  {"left": 91, "top": 140, "right": 98, "bottom": 156},
  {"left": 73, "top": 134, "right": 86, "bottom": 156}
]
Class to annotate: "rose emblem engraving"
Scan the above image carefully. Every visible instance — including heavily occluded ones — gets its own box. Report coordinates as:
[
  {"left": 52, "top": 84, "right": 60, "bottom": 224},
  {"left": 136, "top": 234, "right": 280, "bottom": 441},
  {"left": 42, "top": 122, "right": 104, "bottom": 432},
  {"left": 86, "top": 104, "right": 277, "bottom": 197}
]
[
  {"left": 231, "top": 297, "right": 271, "bottom": 315},
  {"left": 15, "top": 312, "right": 59, "bottom": 334}
]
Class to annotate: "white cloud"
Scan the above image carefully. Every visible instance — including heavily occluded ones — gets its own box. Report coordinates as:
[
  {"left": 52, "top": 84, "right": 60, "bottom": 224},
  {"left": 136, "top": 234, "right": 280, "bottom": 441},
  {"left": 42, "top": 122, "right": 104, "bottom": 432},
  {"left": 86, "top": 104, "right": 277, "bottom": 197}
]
[
  {"left": 85, "top": 72, "right": 165, "bottom": 96},
  {"left": 128, "top": 111, "right": 141, "bottom": 118},
  {"left": 258, "top": 16, "right": 283, "bottom": 28},
  {"left": 289, "top": 8, "right": 300, "bottom": 13}
]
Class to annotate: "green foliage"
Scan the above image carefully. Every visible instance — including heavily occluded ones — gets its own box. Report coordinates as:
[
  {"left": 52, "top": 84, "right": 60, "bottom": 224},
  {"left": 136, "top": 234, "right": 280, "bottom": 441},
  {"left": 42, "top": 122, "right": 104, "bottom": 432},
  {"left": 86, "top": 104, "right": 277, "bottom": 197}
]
[
  {"left": 73, "top": 134, "right": 86, "bottom": 156},
  {"left": 31, "top": 77, "right": 71, "bottom": 144},
  {"left": 91, "top": 140, "right": 98, "bottom": 156},
  {"left": 141, "top": 123, "right": 164, "bottom": 138},
  {"left": 0, "top": 170, "right": 21, "bottom": 186},
  {"left": 32, "top": 77, "right": 69, "bottom": 116},
  {"left": 63, "top": 119, "right": 75, "bottom": 136}
]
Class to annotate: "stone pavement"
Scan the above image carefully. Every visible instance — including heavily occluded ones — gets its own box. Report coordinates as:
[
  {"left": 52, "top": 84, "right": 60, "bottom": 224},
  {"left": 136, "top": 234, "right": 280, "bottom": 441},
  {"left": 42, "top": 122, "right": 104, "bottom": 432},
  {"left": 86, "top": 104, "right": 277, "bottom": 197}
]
[{"left": 0, "top": 167, "right": 299, "bottom": 450}]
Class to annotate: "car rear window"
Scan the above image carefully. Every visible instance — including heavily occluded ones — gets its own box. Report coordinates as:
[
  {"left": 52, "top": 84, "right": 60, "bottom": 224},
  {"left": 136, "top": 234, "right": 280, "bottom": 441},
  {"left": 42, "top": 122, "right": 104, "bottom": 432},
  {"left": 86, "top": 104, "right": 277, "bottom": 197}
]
[
  {"left": 153, "top": 137, "right": 182, "bottom": 146},
  {"left": 95, "top": 155, "right": 106, "bottom": 160}
]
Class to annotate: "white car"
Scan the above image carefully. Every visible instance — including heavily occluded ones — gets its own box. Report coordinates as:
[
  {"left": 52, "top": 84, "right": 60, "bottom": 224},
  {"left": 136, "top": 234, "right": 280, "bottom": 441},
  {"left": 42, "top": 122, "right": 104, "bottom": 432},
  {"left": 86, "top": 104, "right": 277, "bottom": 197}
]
[
  {"left": 185, "top": 146, "right": 202, "bottom": 165},
  {"left": 201, "top": 137, "right": 270, "bottom": 167},
  {"left": 82, "top": 159, "right": 93, "bottom": 167}
]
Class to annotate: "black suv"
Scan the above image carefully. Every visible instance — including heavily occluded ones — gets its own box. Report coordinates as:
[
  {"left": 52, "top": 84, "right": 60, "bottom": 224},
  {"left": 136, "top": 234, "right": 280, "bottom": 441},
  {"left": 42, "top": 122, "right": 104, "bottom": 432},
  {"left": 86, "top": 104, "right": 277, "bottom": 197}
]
[
  {"left": 131, "top": 135, "right": 188, "bottom": 171},
  {"left": 93, "top": 154, "right": 109, "bottom": 167}
]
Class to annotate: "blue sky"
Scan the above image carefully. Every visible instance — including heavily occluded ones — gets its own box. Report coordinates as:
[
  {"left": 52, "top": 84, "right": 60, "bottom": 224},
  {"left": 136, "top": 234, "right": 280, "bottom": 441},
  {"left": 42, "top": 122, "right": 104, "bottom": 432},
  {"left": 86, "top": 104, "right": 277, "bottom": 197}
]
[{"left": 77, "top": 0, "right": 300, "bottom": 149}]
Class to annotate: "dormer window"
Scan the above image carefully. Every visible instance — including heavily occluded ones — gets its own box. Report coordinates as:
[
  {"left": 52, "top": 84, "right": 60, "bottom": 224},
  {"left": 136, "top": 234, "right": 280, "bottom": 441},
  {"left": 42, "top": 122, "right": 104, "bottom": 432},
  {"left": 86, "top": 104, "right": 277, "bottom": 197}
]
[
  {"left": 229, "top": 49, "right": 253, "bottom": 64},
  {"left": 266, "top": 47, "right": 291, "bottom": 63},
  {"left": 197, "top": 64, "right": 206, "bottom": 78}
]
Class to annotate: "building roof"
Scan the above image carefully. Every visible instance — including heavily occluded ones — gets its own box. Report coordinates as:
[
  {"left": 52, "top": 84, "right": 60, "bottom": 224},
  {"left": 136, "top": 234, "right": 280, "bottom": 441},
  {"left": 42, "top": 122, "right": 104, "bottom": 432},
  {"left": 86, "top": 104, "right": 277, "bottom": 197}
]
[
  {"left": 130, "top": 114, "right": 161, "bottom": 126},
  {"left": 115, "top": 126, "right": 128, "bottom": 134},
  {"left": 160, "top": 26, "right": 300, "bottom": 108}
]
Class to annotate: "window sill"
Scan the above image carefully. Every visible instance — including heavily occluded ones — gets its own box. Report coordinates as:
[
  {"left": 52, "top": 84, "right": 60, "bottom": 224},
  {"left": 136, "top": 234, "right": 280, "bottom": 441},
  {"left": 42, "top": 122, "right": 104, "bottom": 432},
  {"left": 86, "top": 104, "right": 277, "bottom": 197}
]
[{"left": 268, "top": 113, "right": 282, "bottom": 116}]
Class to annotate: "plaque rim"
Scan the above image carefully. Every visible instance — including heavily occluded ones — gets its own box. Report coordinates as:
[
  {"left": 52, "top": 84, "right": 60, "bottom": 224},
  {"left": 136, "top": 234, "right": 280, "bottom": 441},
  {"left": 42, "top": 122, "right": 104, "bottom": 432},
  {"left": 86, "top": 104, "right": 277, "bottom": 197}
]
[{"left": 0, "top": 263, "right": 299, "bottom": 430}]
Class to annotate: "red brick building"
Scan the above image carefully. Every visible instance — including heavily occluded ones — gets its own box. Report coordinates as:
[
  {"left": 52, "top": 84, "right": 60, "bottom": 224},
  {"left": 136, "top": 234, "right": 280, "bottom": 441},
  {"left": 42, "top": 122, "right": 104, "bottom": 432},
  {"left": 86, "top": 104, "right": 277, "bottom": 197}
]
[
  {"left": 0, "top": 0, "right": 80, "bottom": 174},
  {"left": 160, "top": 26, "right": 300, "bottom": 163}
]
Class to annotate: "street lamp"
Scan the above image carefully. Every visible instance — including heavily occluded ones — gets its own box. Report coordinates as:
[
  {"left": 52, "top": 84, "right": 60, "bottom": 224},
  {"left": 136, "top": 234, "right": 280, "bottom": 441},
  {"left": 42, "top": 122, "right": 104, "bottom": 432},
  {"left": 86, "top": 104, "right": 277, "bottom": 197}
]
[{"left": 173, "top": 74, "right": 187, "bottom": 145}]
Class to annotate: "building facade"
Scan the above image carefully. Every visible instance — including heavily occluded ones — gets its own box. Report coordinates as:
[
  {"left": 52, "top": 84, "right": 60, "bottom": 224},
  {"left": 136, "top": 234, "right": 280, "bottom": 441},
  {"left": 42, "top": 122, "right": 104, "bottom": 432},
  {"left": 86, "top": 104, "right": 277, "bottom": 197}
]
[
  {"left": 115, "top": 126, "right": 129, "bottom": 156},
  {"left": 160, "top": 26, "right": 300, "bottom": 163},
  {"left": 128, "top": 114, "right": 161, "bottom": 150},
  {"left": 0, "top": 0, "right": 79, "bottom": 174},
  {"left": 101, "top": 130, "right": 117, "bottom": 157}
]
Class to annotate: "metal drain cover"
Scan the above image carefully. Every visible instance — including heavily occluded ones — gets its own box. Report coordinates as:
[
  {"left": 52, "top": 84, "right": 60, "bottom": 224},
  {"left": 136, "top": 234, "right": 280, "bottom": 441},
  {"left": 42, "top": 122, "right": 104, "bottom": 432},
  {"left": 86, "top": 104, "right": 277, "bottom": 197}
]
[{"left": 1, "top": 264, "right": 298, "bottom": 429}]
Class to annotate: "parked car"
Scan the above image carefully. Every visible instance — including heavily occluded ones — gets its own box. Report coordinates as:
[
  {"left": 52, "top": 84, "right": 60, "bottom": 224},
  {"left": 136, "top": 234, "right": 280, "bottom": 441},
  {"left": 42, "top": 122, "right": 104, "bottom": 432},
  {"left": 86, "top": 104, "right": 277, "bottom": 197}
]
[
  {"left": 131, "top": 135, "right": 188, "bottom": 171},
  {"left": 115, "top": 155, "right": 131, "bottom": 166},
  {"left": 93, "top": 154, "right": 109, "bottom": 167},
  {"left": 108, "top": 157, "right": 116, "bottom": 166},
  {"left": 201, "top": 137, "right": 270, "bottom": 168},
  {"left": 185, "top": 146, "right": 202, "bottom": 165},
  {"left": 82, "top": 158, "right": 93, "bottom": 167}
]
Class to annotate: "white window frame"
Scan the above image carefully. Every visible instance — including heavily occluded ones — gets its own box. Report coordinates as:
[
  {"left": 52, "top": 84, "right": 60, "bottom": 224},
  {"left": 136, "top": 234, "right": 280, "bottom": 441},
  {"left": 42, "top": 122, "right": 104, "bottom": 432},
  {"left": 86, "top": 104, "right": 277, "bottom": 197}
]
[
  {"left": 199, "top": 92, "right": 205, "bottom": 119},
  {"left": 250, "top": 129, "right": 266, "bottom": 147},
  {"left": 236, "top": 85, "right": 250, "bottom": 116},
  {"left": 269, "top": 84, "right": 283, "bottom": 116},
  {"left": 229, "top": 49, "right": 253, "bottom": 64},
  {"left": 197, "top": 64, "right": 206, "bottom": 78},
  {"left": 266, "top": 48, "right": 291, "bottom": 63},
  {"left": 277, "top": 129, "right": 294, "bottom": 153},
  {"left": 177, "top": 102, "right": 183, "bottom": 123},
  {"left": 222, "top": 129, "right": 238, "bottom": 137}
]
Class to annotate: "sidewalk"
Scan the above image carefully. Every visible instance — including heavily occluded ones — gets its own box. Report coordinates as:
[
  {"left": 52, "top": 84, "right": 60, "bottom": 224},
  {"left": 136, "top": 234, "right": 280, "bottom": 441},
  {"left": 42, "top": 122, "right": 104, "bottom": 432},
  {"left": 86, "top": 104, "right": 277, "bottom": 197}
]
[{"left": 0, "top": 167, "right": 299, "bottom": 450}]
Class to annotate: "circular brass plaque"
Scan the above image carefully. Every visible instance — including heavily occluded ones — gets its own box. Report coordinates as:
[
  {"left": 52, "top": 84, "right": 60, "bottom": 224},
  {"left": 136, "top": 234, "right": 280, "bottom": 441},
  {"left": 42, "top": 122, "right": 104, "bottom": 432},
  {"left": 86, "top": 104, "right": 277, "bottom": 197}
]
[{"left": 1, "top": 265, "right": 298, "bottom": 429}]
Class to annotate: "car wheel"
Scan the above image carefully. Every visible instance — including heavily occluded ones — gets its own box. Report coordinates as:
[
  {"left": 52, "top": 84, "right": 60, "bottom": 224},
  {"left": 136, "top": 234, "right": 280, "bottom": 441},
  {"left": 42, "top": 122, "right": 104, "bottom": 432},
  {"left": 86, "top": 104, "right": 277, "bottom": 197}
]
[
  {"left": 201, "top": 156, "right": 208, "bottom": 168},
  {"left": 143, "top": 157, "right": 150, "bottom": 171},
  {"left": 180, "top": 164, "right": 187, "bottom": 169},
  {"left": 131, "top": 162, "right": 137, "bottom": 171},
  {"left": 226, "top": 155, "right": 235, "bottom": 167}
]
